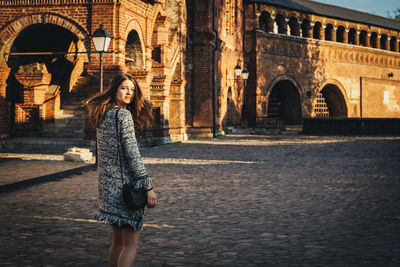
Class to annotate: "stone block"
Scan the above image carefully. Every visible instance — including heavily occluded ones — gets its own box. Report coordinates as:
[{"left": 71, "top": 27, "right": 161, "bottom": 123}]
[{"left": 64, "top": 147, "right": 92, "bottom": 162}]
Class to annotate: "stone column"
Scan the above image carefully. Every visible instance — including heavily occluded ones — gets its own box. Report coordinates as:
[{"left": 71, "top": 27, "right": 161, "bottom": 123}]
[
  {"left": 355, "top": 31, "right": 360, "bottom": 45},
  {"left": 304, "top": 22, "right": 313, "bottom": 38},
  {"left": 366, "top": 33, "right": 371, "bottom": 47},
  {"left": 397, "top": 39, "right": 400, "bottom": 52},
  {"left": 331, "top": 27, "right": 337, "bottom": 42},
  {"left": 376, "top": 34, "right": 381, "bottom": 49},
  {"left": 319, "top": 25, "right": 326, "bottom": 40},
  {"left": 343, "top": 28, "right": 349, "bottom": 43},
  {"left": 298, "top": 20, "right": 303, "bottom": 37}
]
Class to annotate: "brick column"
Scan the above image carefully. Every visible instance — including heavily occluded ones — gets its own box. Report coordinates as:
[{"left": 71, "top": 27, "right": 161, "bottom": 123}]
[
  {"left": 319, "top": 25, "right": 326, "bottom": 40},
  {"left": 0, "top": 66, "right": 11, "bottom": 139},
  {"left": 343, "top": 28, "right": 349, "bottom": 43},
  {"left": 385, "top": 37, "right": 390, "bottom": 50}
]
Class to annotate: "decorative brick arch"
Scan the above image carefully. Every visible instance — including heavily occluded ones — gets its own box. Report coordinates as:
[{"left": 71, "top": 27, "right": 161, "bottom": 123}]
[
  {"left": 149, "top": 3, "right": 166, "bottom": 37},
  {"left": 125, "top": 19, "right": 146, "bottom": 69},
  {"left": 0, "top": 12, "right": 90, "bottom": 63}
]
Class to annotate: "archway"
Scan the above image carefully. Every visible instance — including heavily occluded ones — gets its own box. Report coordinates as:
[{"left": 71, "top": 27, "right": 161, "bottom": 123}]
[
  {"left": 267, "top": 80, "right": 302, "bottom": 126},
  {"left": 7, "top": 23, "right": 77, "bottom": 100},
  {"left": 6, "top": 23, "right": 79, "bottom": 135},
  {"left": 125, "top": 30, "right": 144, "bottom": 70},
  {"left": 313, "top": 84, "right": 348, "bottom": 117}
]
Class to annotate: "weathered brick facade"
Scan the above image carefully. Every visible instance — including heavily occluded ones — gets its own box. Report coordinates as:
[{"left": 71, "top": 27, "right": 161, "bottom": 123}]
[{"left": 0, "top": 0, "right": 399, "bottom": 141}]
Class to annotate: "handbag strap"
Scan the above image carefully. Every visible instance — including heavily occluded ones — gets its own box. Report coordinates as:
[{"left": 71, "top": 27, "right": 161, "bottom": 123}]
[{"left": 115, "top": 108, "right": 126, "bottom": 185}]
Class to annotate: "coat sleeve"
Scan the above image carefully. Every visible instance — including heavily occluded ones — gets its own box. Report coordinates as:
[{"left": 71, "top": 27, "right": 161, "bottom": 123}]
[{"left": 118, "top": 108, "right": 152, "bottom": 189}]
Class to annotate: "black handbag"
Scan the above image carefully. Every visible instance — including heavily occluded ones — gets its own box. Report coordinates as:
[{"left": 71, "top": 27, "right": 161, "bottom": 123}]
[{"left": 115, "top": 109, "right": 148, "bottom": 211}]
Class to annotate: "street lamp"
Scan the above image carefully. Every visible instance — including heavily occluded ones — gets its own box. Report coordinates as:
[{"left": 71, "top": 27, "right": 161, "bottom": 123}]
[
  {"left": 234, "top": 64, "right": 242, "bottom": 77},
  {"left": 92, "top": 24, "right": 112, "bottom": 92}
]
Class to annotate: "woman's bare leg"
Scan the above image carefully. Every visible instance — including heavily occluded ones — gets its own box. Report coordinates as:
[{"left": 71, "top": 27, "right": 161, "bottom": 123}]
[
  {"left": 118, "top": 227, "right": 140, "bottom": 267},
  {"left": 109, "top": 226, "right": 123, "bottom": 267}
]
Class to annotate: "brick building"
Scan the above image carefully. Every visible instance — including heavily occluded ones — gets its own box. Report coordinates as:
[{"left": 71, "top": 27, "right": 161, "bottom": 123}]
[{"left": 0, "top": 0, "right": 399, "bottom": 143}]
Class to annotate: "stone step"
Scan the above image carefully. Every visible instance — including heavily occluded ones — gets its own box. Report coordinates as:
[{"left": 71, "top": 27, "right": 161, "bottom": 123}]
[{"left": 0, "top": 137, "right": 96, "bottom": 154}]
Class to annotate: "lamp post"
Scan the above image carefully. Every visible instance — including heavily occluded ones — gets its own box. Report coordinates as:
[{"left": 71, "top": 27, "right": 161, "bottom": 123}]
[
  {"left": 92, "top": 24, "right": 112, "bottom": 92},
  {"left": 241, "top": 68, "right": 249, "bottom": 128}
]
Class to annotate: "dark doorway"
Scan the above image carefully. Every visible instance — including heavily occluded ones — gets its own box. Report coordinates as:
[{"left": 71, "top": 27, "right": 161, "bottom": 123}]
[{"left": 267, "top": 80, "right": 302, "bottom": 126}]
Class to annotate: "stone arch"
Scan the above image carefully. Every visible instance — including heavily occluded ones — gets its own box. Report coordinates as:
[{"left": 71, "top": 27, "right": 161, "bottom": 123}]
[
  {"left": 0, "top": 13, "right": 89, "bottom": 63},
  {"left": 314, "top": 80, "right": 349, "bottom": 118},
  {"left": 266, "top": 76, "right": 302, "bottom": 126},
  {"left": 288, "top": 17, "right": 300, "bottom": 36}
]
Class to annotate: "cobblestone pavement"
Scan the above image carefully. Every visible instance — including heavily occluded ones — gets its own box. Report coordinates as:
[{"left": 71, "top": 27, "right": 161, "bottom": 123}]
[
  {"left": 0, "top": 134, "right": 399, "bottom": 266},
  {"left": 0, "top": 154, "right": 91, "bottom": 186}
]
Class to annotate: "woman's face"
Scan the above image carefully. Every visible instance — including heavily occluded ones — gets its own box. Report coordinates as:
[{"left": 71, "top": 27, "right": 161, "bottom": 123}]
[{"left": 115, "top": 79, "right": 135, "bottom": 107}]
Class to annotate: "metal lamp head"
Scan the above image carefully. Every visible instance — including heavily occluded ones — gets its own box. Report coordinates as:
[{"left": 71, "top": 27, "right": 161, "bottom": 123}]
[
  {"left": 241, "top": 69, "right": 249, "bottom": 80},
  {"left": 234, "top": 64, "right": 242, "bottom": 77},
  {"left": 92, "top": 24, "right": 112, "bottom": 52}
]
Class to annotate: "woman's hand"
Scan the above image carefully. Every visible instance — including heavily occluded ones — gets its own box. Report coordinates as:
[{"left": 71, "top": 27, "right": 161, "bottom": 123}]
[{"left": 146, "top": 188, "right": 157, "bottom": 208}]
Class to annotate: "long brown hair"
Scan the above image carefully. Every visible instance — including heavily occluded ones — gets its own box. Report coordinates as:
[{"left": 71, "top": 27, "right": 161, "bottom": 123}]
[{"left": 84, "top": 73, "right": 153, "bottom": 129}]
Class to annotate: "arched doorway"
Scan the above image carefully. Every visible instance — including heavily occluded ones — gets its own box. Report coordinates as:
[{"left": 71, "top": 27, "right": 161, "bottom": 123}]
[
  {"left": 267, "top": 80, "right": 302, "bottom": 127},
  {"left": 313, "top": 84, "right": 348, "bottom": 117}
]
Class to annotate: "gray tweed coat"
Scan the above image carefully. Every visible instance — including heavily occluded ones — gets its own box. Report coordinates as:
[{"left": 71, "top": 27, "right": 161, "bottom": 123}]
[{"left": 95, "top": 107, "right": 152, "bottom": 231}]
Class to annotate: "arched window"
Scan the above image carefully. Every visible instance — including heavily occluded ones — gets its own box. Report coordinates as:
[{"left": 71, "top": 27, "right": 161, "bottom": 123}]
[
  {"left": 313, "top": 22, "right": 322, "bottom": 39},
  {"left": 370, "top": 32, "right": 378, "bottom": 48},
  {"left": 125, "top": 30, "right": 144, "bottom": 70},
  {"left": 360, "top": 30, "right": 368, "bottom": 46},
  {"left": 336, "top": 26, "right": 345, "bottom": 43},
  {"left": 380, "top": 34, "right": 388, "bottom": 50},
  {"left": 325, "top": 24, "right": 333, "bottom": 41},
  {"left": 288, "top": 17, "right": 300, "bottom": 36},
  {"left": 275, "top": 14, "right": 287, "bottom": 34},
  {"left": 259, "top": 11, "right": 272, "bottom": 32},
  {"left": 348, "top": 28, "right": 357, "bottom": 44}
]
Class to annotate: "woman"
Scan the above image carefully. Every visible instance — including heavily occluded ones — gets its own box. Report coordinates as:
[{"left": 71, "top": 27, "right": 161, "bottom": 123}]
[{"left": 85, "top": 73, "right": 157, "bottom": 266}]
